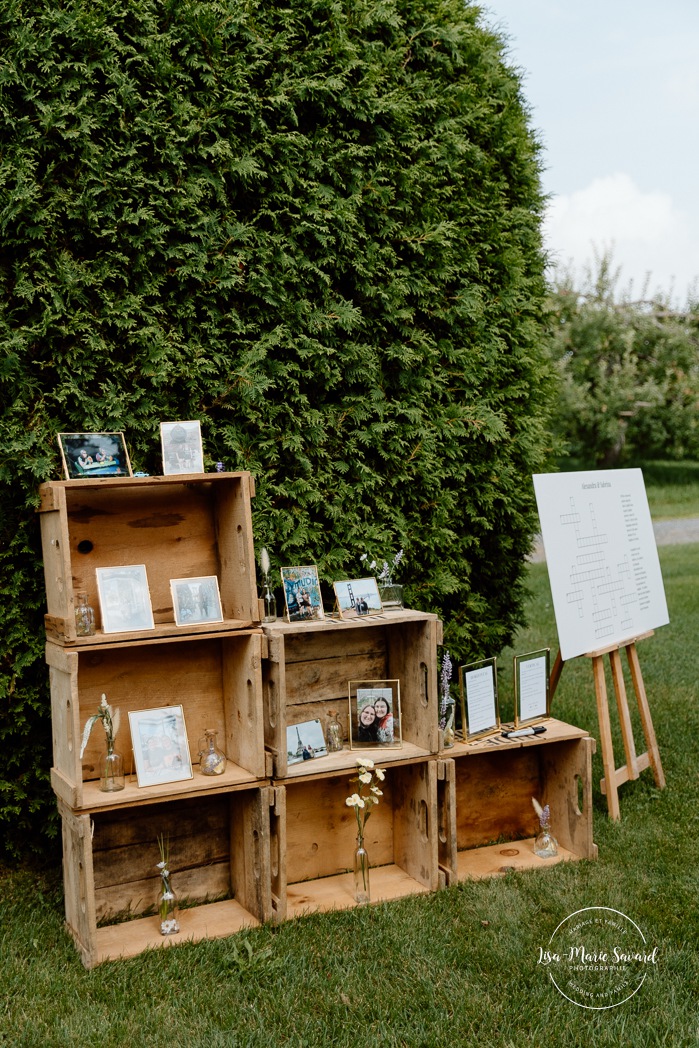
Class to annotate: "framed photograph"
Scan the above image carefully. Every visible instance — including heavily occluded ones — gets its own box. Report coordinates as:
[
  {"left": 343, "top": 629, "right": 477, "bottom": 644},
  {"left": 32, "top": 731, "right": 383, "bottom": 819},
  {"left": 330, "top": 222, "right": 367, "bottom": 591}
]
[
  {"left": 128, "top": 705, "right": 193, "bottom": 787},
  {"left": 286, "top": 718, "right": 329, "bottom": 767},
  {"left": 514, "top": 648, "right": 551, "bottom": 728},
  {"left": 333, "top": 577, "right": 383, "bottom": 620},
  {"left": 160, "top": 420, "right": 204, "bottom": 475},
  {"left": 170, "top": 575, "right": 224, "bottom": 627},
  {"left": 96, "top": 564, "right": 155, "bottom": 633},
  {"left": 57, "top": 432, "right": 132, "bottom": 479},
  {"left": 281, "top": 565, "right": 325, "bottom": 622},
  {"left": 459, "top": 657, "right": 500, "bottom": 740},
  {"left": 349, "top": 680, "right": 402, "bottom": 749}
]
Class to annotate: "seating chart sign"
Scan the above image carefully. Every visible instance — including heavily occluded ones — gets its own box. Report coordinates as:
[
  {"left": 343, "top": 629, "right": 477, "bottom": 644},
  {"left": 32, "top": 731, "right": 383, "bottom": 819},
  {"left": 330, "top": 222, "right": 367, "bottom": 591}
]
[{"left": 533, "top": 469, "right": 669, "bottom": 661}]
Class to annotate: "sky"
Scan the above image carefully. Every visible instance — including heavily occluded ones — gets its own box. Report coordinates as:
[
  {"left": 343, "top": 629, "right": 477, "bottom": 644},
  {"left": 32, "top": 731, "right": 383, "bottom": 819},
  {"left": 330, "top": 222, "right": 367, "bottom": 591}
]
[{"left": 481, "top": 1, "right": 699, "bottom": 304}]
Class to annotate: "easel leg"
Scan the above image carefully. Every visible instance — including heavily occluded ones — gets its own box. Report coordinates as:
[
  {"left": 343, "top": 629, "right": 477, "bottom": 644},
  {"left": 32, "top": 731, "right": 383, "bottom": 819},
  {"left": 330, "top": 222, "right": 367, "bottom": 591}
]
[
  {"left": 592, "top": 655, "right": 621, "bottom": 821},
  {"left": 609, "top": 648, "right": 639, "bottom": 781},
  {"left": 626, "top": 643, "right": 666, "bottom": 790}
]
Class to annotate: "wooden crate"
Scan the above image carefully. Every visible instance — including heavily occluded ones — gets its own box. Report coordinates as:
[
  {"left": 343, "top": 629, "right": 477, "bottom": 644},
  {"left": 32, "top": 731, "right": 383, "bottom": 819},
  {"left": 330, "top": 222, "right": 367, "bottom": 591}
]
[
  {"left": 270, "top": 758, "right": 440, "bottom": 921},
  {"left": 262, "top": 610, "right": 442, "bottom": 778},
  {"left": 439, "top": 720, "right": 598, "bottom": 882},
  {"left": 37, "top": 472, "right": 258, "bottom": 644},
  {"left": 47, "top": 629, "right": 269, "bottom": 810},
  {"left": 59, "top": 786, "right": 276, "bottom": 968}
]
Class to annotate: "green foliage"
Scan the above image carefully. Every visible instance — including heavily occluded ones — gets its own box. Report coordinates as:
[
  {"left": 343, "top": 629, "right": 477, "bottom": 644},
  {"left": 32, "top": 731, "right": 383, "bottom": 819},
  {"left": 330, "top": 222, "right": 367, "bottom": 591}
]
[
  {"left": 548, "top": 255, "right": 699, "bottom": 467},
  {"left": 0, "top": 0, "right": 552, "bottom": 855}
]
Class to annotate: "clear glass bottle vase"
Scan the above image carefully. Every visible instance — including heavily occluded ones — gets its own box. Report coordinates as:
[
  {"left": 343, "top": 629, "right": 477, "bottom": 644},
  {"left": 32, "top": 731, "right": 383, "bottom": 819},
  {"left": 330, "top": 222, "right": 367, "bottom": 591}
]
[
  {"left": 261, "top": 576, "right": 277, "bottom": 622},
  {"left": 534, "top": 825, "right": 559, "bottom": 858},
  {"left": 325, "top": 710, "right": 343, "bottom": 753},
  {"left": 353, "top": 835, "right": 370, "bottom": 905},
  {"left": 74, "top": 591, "right": 96, "bottom": 636},
  {"left": 198, "top": 729, "right": 226, "bottom": 775},
  {"left": 157, "top": 869, "right": 180, "bottom": 935},
  {"left": 100, "top": 749, "right": 125, "bottom": 792}
]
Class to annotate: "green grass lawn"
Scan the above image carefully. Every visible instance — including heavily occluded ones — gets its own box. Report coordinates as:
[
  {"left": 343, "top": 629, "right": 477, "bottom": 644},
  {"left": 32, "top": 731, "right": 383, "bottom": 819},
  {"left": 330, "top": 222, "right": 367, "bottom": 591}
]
[
  {"left": 611, "top": 460, "right": 699, "bottom": 519},
  {"left": 1, "top": 542, "right": 698, "bottom": 1047}
]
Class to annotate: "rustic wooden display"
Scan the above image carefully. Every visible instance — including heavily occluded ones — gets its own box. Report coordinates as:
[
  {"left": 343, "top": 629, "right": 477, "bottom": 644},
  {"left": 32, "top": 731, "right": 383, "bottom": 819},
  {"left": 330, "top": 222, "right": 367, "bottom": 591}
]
[
  {"left": 438, "top": 719, "right": 597, "bottom": 883},
  {"left": 47, "top": 629, "right": 269, "bottom": 810},
  {"left": 37, "top": 473, "right": 259, "bottom": 644},
  {"left": 261, "top": 610, "right": 442, "bottom": 778},
  {"left": 269, "top": 758, "right": 440, "bottom": 922},
  {"left": 550, "top": 632, "right": 665, "bottom": 820},
  {"left": 59, "top": 787, "right": 276, "bottom": 968}
]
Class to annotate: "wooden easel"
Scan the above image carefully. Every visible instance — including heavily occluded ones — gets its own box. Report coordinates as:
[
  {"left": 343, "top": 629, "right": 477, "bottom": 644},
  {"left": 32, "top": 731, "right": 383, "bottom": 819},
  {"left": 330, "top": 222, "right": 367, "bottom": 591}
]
[{"left": 550, "top": 631, "right": 665, "bottom": 820}]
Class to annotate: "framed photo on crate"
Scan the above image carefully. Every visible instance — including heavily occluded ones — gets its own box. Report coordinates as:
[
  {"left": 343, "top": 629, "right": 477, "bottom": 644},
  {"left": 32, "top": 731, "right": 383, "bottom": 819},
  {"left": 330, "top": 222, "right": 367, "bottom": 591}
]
[
  {"left": 333, "top": 577, "right": 383, "bottom": 620},
  {"left": 57, "top": 432, "right": 132, "bottom": 479},
  {"left": 170, "top": 575, "right": 224, "bottom": 627},
  {"left": 459, "top": 657, "right": 500, "bottom": 740},
  {"left": 96, "top": 564, "right": 155, "bottom": 633},
  {"left": 281, "top": 565, "right": 325, "bottom": 622},
  {"left": 514, "top": 648, "right": 550, "bottom": 728},
  {"left": 128, "top": 705, "right": 193, "bottom": 788},
  {"left": 160, "top": 420, "right": 204, "bottom": 475},
  {"left": 286, "top": 718, "right": 329, "bottom": 766},
  {"left": 349, "top": 680, "right": 402, "bottom": 749}
]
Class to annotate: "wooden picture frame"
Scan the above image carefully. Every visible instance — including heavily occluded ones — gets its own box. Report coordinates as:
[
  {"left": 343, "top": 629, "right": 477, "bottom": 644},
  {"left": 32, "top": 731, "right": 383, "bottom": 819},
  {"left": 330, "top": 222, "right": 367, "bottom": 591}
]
[
  {"left": 349, "top": 679, "right": 402, "bottom": 749},
  {"left": 514, "top": 648, "right": 550, "bottom": 728},
  {"left": 281, "top": 565, "right": 325, "bottom": 622},
  {"left": 57, "top": 432, "right": 132, "bottom": 479},
  {"left": 170, "top": 575, "right": 224, "bottom": 627},
  {"left": 160, "top": 420, "right": 204, "bottom": 475},
  {"left": 459, "top": 657, "right": 500, "bottom": 740},
  {"left": 128, "top": 705, "right": 193, "bottom": 788},
  {"left": 333, "top": 577, "right": 383, "bottom": 620},
  {"left": 96, "top": 564, "right": 155, "bottom": 634}
]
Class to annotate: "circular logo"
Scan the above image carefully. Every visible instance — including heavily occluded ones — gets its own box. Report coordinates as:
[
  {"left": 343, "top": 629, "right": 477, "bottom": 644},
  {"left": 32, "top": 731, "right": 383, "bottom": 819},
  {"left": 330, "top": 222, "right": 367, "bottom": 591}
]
[{"left": 538, "top": 906, "right": 658, "bottom": 1009}]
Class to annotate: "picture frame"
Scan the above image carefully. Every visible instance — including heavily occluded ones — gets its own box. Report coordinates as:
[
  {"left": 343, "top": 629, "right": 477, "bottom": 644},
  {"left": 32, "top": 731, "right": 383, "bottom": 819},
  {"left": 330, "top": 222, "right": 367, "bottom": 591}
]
[
  {"left": 96, "top": 564, "right": 155, "bottom": 634},
  {"left": 128, "top": 705, "right": 193, "bottom": 788},
  {"left": 160, "top": 420, "right": 204, "bottom": 475},
  {"left": 514, "top": 648, "right": 551, "bottom": 728},
  {"left": 459, "top": 657, "right": 500, "bottom": 740},
  {"left": 170, "top": 575, "right": 224, "bottom": 627},
  {"left": 281, "top": 565, "right": 325, "bottom": 622},
  {"left": 286, "top": 718, "right": 329, "bottom": 766},
  {"left": 349, "top": 679, "right": 402, "bottom": 749},
  {"left": 57, "top": 432, "right": 132, "bottom": 480},
  {"left": 333, "top": 577, "right": 383, "bottom": 620}
]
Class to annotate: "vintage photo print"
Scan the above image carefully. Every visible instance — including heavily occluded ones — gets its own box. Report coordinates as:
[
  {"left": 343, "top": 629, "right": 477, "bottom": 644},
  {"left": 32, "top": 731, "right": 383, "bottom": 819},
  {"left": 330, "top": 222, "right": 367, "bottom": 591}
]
[
  {"left": 170, "top": 576, "right": 224, "bottom": 627},
  {"left": 160, "top": 420, "right": 204, "bottom": 475},
  {"left": 58, "top": 432, "right": 132, "bottom": 479}
]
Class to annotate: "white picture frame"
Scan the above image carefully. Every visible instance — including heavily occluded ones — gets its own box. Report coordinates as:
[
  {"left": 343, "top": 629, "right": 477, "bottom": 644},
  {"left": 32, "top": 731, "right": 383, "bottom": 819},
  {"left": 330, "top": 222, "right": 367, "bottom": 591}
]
[
  {"left": 170, "top": 576, "right": 224, "bottom": 627},
  {"left": 95, "top": 564, "right": 155, "bottom": 634},
  {"left": 160, "top": 420, "right": 204, "bottom": 475},
  {"left": 128, "top": 705, "right": 193, "bottom": 788}
]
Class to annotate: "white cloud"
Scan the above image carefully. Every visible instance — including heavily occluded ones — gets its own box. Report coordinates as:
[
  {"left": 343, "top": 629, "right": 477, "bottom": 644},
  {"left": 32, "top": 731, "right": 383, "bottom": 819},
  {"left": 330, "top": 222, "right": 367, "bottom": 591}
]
[{"left": 544, "top": 173, "right": 699, "bottom": 303}]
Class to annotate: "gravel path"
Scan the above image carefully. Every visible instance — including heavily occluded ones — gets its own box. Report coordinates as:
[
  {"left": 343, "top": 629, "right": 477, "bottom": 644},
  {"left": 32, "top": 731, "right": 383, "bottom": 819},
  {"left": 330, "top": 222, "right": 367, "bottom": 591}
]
[{"left": 529, "top": 517, "right": 699, "bottom": 563}]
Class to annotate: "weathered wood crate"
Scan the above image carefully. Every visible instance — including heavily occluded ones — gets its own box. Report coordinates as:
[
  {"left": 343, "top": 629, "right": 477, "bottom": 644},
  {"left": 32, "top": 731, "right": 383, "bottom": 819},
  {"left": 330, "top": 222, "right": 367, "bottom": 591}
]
[
  {"left": 438, "top": 719, "right": 597, "bottom": 882},
  {"left": 37, "top": 473, "right": 259, "bottom": 644},
  {"left": 59, "top": 786, "right": 276, "bottom": 968},
  {"left": 47, "top": 629, "right": 269, "bottom": 810},
  {"left": 262, "top": 611, "right": 442, "bottom": 778},
  {"left": 268, "top": 758, "right": 441, "bottom": 922}
]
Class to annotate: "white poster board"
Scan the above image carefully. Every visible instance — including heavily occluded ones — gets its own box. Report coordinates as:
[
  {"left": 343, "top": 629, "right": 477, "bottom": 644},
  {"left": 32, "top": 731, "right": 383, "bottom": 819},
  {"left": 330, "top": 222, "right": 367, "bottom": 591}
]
[{"left": 533, "top": 469, "right": 669, "bottom": 661}]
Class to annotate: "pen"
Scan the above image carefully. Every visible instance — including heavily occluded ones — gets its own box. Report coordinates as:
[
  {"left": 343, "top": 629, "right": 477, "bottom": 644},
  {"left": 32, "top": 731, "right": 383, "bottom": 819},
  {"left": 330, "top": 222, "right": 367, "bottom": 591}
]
[{"left": 501, "top": 725, "right": 547, "bottom": 739}]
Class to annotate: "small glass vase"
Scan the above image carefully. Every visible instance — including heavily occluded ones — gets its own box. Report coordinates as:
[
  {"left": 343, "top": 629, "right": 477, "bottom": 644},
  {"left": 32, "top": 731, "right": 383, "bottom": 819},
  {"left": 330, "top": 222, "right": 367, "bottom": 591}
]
[
  {"left": 261, "top": 577, "right": 277, "bottom": 622},
  {"left": 378, "top": 583, "right": 403, "bottom": 609},
  {"left": 74, "top": 591, "right": 96, "bottom": 637},
  {"left": 353, "top": 835, "right": 370, "bottom": 904},
  {"left": 442, "top": 707, "right": 456, "bottom": 749},
  {"left": 534, "top": 825, "right": 559, "bottom": 858},
  {"left": 325, "top": 710, "right": 344, "bottom": 753},
  {"left": 157, "top": 869, "right": 180, "bottom": 935},
  {"left": 198, "top": 729, "right": 226, "bottom": 776},
  {"left": 100, "top": 749, "right": 125, "bottom": 792}
]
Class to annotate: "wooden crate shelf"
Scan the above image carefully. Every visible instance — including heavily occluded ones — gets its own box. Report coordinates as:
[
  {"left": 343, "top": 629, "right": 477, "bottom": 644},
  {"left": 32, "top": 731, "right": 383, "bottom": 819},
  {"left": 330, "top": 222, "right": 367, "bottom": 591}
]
[
  {"left": 59, "top": 787, "right": 275, "bottom": 969},
  {"left": 37, "top": 472, "right": 259, "bottom": 645},
  {"left": 438, "top": 719, "right": 598, "bottom": 884},
  {"left": 269, "top": 758, "right": 440, "bottom": 922},
  {"left": 262, "top": 610, "right": 442, "bottom": 778},
  {"left": 47, "top": 628, "right": 268, "bottom": 811}
]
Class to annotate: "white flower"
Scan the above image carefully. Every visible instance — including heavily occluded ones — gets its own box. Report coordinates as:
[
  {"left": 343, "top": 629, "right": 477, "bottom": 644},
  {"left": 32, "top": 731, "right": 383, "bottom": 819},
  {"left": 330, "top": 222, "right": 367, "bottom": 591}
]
[
  {"left": 370, "top": 786, "right": 383, "bottom": 796},
  {"left": 374, "top": 767, "right": 385, "bottom": 781},
  {"left": 360, "top": 553, "right": 367, "bottom": 562},
  {"left": 356, "top": 757, "right": 374, "bottom": 769},
  {"left": 358, "top": 771, "right": 372, "bottom": 784},
  {"left": 260, "top": 547, "right": 271, "bottom": 576},
  {"left": 346, "top": 793, "right": 365, "bottom": 808},
  {"left": 369, "top": 560, "right": 377, "bottom": 570},
  {"left": 156, "top": 860, "right": 167, "bottom": 870}
]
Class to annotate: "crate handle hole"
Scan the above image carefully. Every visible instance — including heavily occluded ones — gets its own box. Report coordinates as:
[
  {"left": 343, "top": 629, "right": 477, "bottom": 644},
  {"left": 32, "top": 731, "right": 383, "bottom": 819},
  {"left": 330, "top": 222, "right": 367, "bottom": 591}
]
[
  {"left": 420, "top": 663, "right": 429, "bottom": 708},
  {"left": 252, "top": 828, "right": 260, "bottom": 878},
  {"left": 419, "top": 799, "right": 429, "bottom": 841},
  {"left": 247, "top": 679, "right": 254, "bottom": 720},
  {"left": 268, "top": 680, "right": 277, "bottom": 729},
  {"left": 66, "top": 698, "right": 73, "bottom": 752},
  {"left": 575, "top": 773, "right": 583, "bottom": 816}
]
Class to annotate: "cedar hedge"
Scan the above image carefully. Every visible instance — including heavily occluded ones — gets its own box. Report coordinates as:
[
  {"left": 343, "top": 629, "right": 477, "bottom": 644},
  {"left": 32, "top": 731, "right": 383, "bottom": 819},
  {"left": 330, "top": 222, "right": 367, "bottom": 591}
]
[{"left": 0, "top": 0, "right": 553, "bottom": 857}]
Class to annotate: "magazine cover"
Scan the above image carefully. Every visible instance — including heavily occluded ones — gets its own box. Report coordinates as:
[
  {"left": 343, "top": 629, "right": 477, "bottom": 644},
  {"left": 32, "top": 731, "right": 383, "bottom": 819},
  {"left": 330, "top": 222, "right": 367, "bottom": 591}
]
[{"left": 280, "top": 565, "right": 325, "bottom": 622}]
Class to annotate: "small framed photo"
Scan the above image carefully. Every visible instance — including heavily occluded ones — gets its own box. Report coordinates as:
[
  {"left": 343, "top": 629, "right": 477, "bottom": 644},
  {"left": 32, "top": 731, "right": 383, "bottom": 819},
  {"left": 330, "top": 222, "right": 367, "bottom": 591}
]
[
  {"left": 170, "top": 576, "right": 224, "bottom": 627},
  {"left": 459, "top": 657, "right": 500, "bottom": 740},
  {"left": 160, "top": 420, "right": 204, "bottom": 475},
  {"left": 514, "top": 648, "right": 550, "bottom": 728},
  {"left": 128, "top": 705, "right": 193, "bottom": 788},
  {"left": 349, "top": 680, "right": 402, "bottom": 749},
  {"left": 286, "top": 718, "right": 329, "bottom": 766},
  {"left": 333, "top": 578, "right": 383, "bottom": 620},
  {"left": 281, "top": 565, "right": 325, "bottom": 622},
  {"left": 58, "top": 432, "right": 132, "bottom": 479},
  {"left": 96, "top": 564, "right": 155, "bottom": 633}
]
